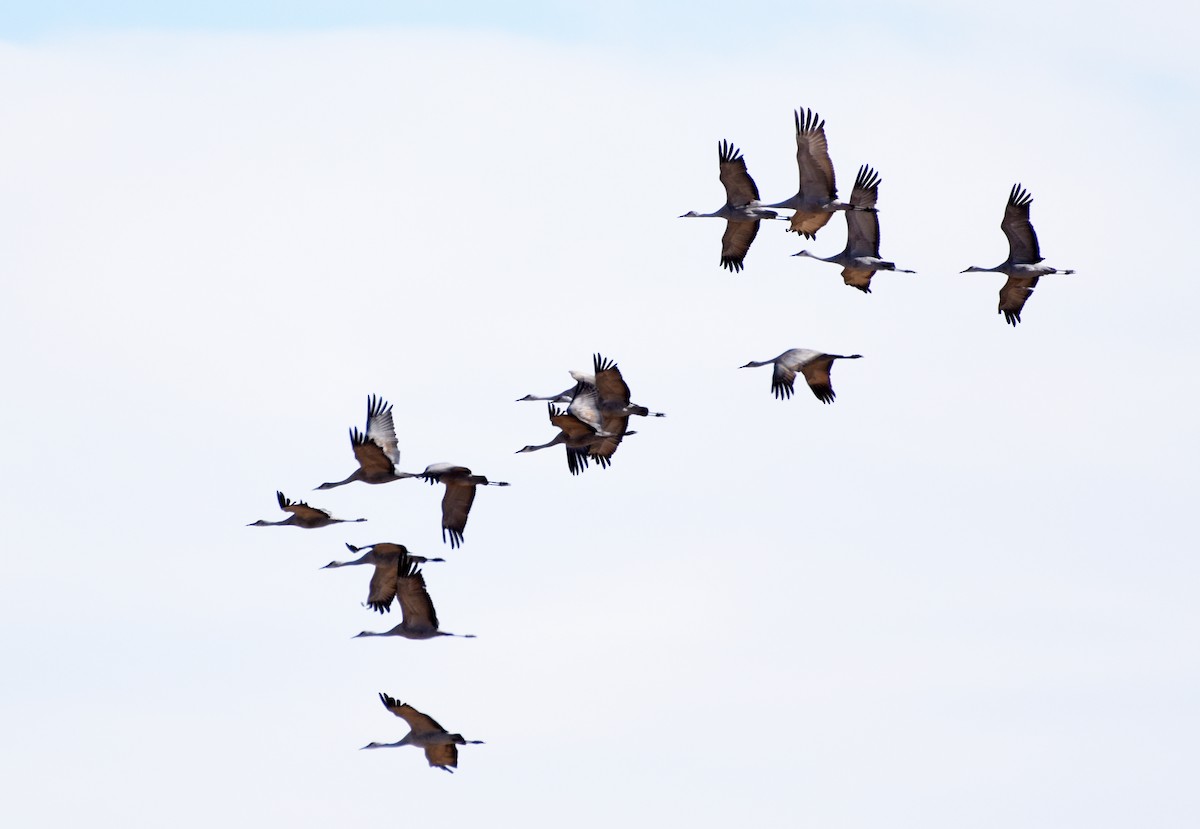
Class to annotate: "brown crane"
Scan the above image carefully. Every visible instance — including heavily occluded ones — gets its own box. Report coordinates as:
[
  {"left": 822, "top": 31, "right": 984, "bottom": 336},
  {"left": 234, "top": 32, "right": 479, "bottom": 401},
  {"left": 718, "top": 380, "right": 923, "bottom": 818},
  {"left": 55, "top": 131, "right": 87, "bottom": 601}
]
[
  {"left": 247, "top": 491, "right": 365, "bottom": 528},
  {"left": 353, "top": 556, "right": 474, "bottom": 639},
  {"left": 316, "top": 395, "right": 403, "bottom": 489},
  {"left": 322, "top": 543, "right": 444, "bottom": 614},
  {"left": 361, "top": 693, "right": 483, "bottom": 773},
  {"left": 396, "top": 464, "right": 510, "bottom": 549}
]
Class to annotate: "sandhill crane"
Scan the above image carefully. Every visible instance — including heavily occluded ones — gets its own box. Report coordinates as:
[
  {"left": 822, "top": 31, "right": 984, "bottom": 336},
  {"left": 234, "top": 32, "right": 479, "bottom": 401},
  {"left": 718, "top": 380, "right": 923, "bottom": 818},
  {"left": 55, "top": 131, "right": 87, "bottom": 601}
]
[
  {"left": 961, "top": 184, "right": 1076, "bottom": 326},
  {"left": 680, "top": 139, "right": 779, "bottom": 272},
  {"left": 247, "top": 491, "right": 366, "bottom": 528},
  {"left": 396, "top": 464, "right": 509, "bottom": 549},
  {"left": 322, "top": 543, "right": 444, "bottom": 614},
  {"left": 316, "top": 395, "right": 402, "bottom": 489},
  {"left": 790, "top": 165, "right": 914, "bottom": 293},
  {"left": 354, "top": 556, "right": 475, "bottom": 639},
  {"left": 765, "top": 108, "right": 856, "bottom": 239},
  {"left": 516, "top": 402, "right": 634, "bottom": 475},
  {"left": 362, "top": 693, "right": 483, "bottom": 773},
  {"left": 740, "top": 349, "right": 863, "bottom": 404}
]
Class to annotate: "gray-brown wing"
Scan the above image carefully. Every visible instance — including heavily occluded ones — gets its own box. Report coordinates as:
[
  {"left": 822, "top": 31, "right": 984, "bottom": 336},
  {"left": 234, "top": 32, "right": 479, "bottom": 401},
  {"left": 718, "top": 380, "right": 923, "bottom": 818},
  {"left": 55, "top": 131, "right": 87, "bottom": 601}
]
[
  {"left": 365, "top": 395, "right": 400, "bottom": 465},
  {"left": 440, "top": 481, "right": 477, "bottom": 549},
  {"left": 840, "top": 267, "right": 875, "bottom": 293},
  {"left": 771, "top": 362, "right": 797, "bottom": 400},
  {"left": 397, "top": 558, "right": 439, "bottom": 633},
  {"left": 717, "top": 139, "right": 760, "bottom": 207},
  {"left": 424, "top": 743, "right": 459, "bottom": 771},
  {"left": 844, "top": 165, "right": 881, "bottom": 259},
  {"left": 588, "top": 412, "right": 631, "bottom": 466},
  {"left": 379, "top": 693, "right": 447, "bottom": 734},
  {"left": 1001, "top": 184, "right": 1042, "bottom": 264},
  {"left": 998, "top": 275, "right": 1039, "bottom": 326},
  {"left": 366, "top": 551, "right": 401, "bottom": 614},
  {"left": 793, "top": 108, "right": 836, "bottom": 202},
  {"left": 277, "top": 491, "right": 332, "bottom": 522},
  {"left": 549, "top": 406, "right": 595, "bottom": 440},
  {"left": 351, "top": 432, "right": 396, "bottom": 480},
  {"left": 787, "top": 209, "right": 834, "bottom": 239},
  {"left": 592, "top": 353, "right": 633, "bottom": 408},
  {"left": 799, "top": 358, "right": 838, "bottom": 404},
  {"left": 720, "top": 219, "right": 760, "bottom": 273}
]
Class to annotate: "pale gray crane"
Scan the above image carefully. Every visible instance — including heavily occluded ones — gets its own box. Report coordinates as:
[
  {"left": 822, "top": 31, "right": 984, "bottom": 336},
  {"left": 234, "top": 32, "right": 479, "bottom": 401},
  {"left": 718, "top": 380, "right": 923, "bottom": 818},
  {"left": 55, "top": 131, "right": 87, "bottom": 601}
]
[
  {"left": 740, "top": 349, "right": 863, "bottom": 404},
  {"left": 680, "top": 139, "right": 779, "bottom": 272},
  {"left": 247, "top": 491, "right": 366, "bottom": 528},
  {"left": 362, "top": 693, "right": 483, "bottom": 773},
  {"left": 322, "top": 543, "right": 444, "bottom": 615},
  {"left": 765, "top": 108, "right": 856, "bottom": 239},
  {"left": 961, "top": 184, "right": 1075, "bottom": 326},
  {"left": 791, "top": 165, "right": 915, "bottom": 291},
  {"left": 316, "top": 395, "right": 402, "bottom": 489},
  {"left": 395, "top": 463, "right": 510, "bottom": 549},
  {"left": 353, "top": 557, "right": 475, "bottom": 639}
]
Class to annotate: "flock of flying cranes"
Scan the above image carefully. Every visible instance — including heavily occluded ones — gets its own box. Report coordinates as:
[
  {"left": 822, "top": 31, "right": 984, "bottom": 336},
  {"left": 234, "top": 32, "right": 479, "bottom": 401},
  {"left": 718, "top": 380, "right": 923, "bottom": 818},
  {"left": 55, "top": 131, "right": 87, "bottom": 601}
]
[
  {"left": 246, "top": 355, "right": 667, "bottom": 771},
  {"left": 248, "top": 394, "right": 507, "bottom": 770},
  {"left": 680, "top": 107, "right": 1075, "bottom": 325},
  {"left": 242, "top": 105, "right": 1076, "bottom": 774}
]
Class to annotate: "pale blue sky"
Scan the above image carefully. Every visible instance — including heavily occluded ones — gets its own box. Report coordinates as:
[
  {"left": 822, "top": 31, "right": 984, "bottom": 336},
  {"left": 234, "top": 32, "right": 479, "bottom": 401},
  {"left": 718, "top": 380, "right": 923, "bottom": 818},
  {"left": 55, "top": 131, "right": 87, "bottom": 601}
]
[{"left": 2, "top": 3, "right": 1198, "bottom": 827}]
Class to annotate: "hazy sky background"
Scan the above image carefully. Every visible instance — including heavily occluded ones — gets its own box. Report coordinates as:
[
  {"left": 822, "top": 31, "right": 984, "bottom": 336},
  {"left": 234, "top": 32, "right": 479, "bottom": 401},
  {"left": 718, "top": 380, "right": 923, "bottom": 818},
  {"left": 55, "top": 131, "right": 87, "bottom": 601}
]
[{"left": 2, "top": 2, "right": 1198, "bottom": 827}]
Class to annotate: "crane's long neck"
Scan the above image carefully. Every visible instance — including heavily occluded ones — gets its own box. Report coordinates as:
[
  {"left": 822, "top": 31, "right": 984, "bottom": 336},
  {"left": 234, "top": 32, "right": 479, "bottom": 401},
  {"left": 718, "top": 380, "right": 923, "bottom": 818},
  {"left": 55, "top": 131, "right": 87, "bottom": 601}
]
[
  {"left": 361, "top": 736, "right": 412, "bottom": 750},
  {"left": 323, "top": 552, "right": 372, "bottom": 569},
  {"left": 961, "top": 264, "right": 1004, "bottom": 274},
  {"left": 793, "top": 250, "right": 837, "bottom": 263},
  {"left": 517, "top": 435, "right": 566, "bottom": 453},
  {"left": 354, "top": 629, "right": 398, "bottom": 638},
  {"left": 517, "top": 386, "right": 574, "bottom": 402},
  {"left": 316, "top": 470, "right": 362, "bottom": 490}
]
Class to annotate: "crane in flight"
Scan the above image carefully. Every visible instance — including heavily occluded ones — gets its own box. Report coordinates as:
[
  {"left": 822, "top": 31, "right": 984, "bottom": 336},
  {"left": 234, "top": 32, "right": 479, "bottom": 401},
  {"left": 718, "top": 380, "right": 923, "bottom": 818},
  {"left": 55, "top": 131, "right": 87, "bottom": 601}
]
[
  {"left": 680, "top": 139, "right": 779, "bottom": 272},
  {"left": 961, "top": 184, "right": 1075, "bottom": 326},
  {"left": 362, "top": 693, "right": 483, "bottom": 773},
  {"left": 790, "top": 165, "right": 915, "bottom": 293},
  {"left": 353, "top": 556, "right": 475, "bottom": 639},
  {"left": 316, "top": 395, "right": 403, "bottom": 489},
  {"left": 395, "top": 464, "right": 510, "bottom": 549},
  {"left": 740, "top": 349, "right": 863, "bottom": 404},
  {"left": 247, "top": 491, "right": 365, "bottom": 529}
]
